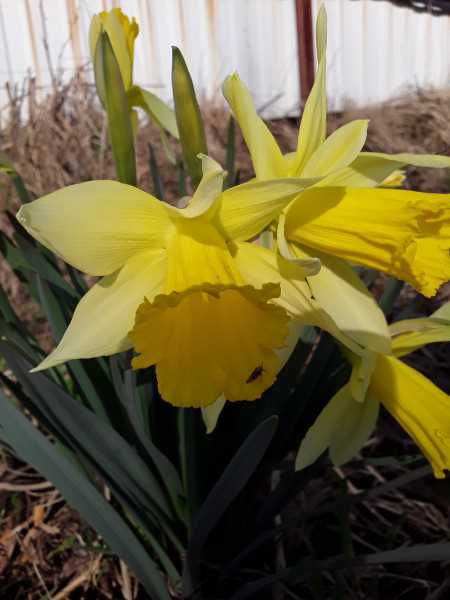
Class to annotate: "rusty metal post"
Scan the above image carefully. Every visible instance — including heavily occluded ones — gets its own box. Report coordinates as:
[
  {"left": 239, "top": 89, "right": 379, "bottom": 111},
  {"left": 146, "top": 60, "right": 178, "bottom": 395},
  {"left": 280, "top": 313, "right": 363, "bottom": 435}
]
[{"left": 295, "top": 0, "right": 315, "bottom": 105}]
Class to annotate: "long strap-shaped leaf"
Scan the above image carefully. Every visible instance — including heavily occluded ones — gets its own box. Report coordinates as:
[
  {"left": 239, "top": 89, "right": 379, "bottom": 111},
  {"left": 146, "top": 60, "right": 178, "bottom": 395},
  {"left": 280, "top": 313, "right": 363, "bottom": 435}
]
[
  {"left": 0, "top": 343, "right": 182, "bottom": 541},
  {"left": 185, "top": 416, "right": 278, "bottom": 589},
  {"left": 0, "top": 391, "right": 170, "bottom": 600}
]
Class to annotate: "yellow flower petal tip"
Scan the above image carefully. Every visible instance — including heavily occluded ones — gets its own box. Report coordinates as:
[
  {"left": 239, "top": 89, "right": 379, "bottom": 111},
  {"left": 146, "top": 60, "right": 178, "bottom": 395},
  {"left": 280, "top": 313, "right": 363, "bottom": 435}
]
[
  {"left": 89, "top": 7, "right": 139, "bottom": 90},
  {"left": 373, "top": 355, "right": 450, "bottom": 479},
  {"left": 129, "top": 283, "right": 290, "bottom": 408},
  {"left": 381, "top": 169, "right": 406, "bottom": 187}
]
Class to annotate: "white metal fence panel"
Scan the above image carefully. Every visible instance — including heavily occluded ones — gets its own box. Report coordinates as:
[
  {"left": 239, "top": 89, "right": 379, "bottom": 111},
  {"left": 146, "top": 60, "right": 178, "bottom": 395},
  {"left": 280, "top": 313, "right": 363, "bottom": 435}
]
[
  {"left": 316, "top": 0, "right": 450, "bottom": 111},
  {"left": 0, "top": 0, "right": 449, "bottom": 122}
]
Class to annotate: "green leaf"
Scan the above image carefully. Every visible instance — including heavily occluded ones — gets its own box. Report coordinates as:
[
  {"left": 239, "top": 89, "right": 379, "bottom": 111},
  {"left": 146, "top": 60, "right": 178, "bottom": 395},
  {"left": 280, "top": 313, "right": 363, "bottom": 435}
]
[
  {"left": 224, "top": 116, "right": 236, "bottom": 190},
  {"left": 378, "top": 277, "right": 404, "bottom": 313},
  {"left": 148, "top": 143, "right": 165, "bottom": 200},
  {"left": 0, "top": 227, "right": 77, "bottom": 300},
  {"left": 0, "top": 342, "right": 183, "bottom": 548},
  {"left": 115, "top": 363, "right": 186, "bottom": 525},
  {"left": 171, "top": 47, "right": 207, "bottom": 187},
  {"left": 186, "top": 416, "right": 278, "bottom": 586},
  {"left": 34, "top": 274, "right": 117, "bottom": 422},
  {"left": 0, "top": 152, "right": 31, "bottom": 203},
  {"left": 95, "top": 32, "right": 136, "bottom": 185},
  {"left": 362, "top": 543, "right": 450, "bottom": 564},
  {"left": 0, "top": 390, "right": 170, "bottom": 600},
  {"left": 128, "top": 85, "right": 179, "bottom": 139}
]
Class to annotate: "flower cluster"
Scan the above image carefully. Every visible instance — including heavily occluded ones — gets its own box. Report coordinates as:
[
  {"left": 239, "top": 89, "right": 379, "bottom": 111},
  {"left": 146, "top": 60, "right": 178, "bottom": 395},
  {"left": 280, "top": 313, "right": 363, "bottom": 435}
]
[{"left": 17, "top": 7, "right": 450, "bottom": 477}]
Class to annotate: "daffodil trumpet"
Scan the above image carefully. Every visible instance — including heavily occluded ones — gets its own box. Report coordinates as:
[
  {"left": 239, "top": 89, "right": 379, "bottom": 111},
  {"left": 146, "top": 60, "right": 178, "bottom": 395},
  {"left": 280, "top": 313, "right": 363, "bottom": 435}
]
[
  {"left": 18, "top": 156, "right": 359, "bottom": 408},
  {"left": 296, "top": 305, "right": 450, "bottom": 479}
]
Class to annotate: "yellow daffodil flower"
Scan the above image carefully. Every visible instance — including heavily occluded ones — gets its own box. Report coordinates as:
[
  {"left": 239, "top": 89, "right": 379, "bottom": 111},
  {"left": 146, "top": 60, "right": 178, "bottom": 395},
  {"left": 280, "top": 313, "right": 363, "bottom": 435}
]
[
  {"left": 17, "top": 157, "right": 358, "bottom": 408},
  {"left": 223, "top": 5, "right": 450, "bottom": 352},
  {"left": 296, "top": 303, "right": 450, "bottom": 478},
  {"left": 89, "top": 8, "right": 139, "bottom": 92}
]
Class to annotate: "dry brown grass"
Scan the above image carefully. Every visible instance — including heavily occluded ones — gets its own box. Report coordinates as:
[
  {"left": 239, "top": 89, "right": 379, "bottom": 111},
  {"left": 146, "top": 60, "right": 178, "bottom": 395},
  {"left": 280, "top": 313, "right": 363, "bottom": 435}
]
[{"left": 1, "top": 72, "right": 450, "bottom": 208}]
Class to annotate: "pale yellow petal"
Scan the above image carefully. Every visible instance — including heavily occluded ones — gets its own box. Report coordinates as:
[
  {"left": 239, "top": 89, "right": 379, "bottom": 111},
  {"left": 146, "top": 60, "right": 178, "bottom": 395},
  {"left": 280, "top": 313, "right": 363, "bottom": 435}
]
[
  {"left": 103, "top": 10, "right": 132, "bottom": 89},
  {"left": 381, "top": 170, "right": 406, "bottom": 188},
  {"left": 315, "top": 154, "right": 405, "bottom": 188},
  {"left": 223, "top": 73, "right": 285, "bottom": 179},
  {"left": 286, "top": 186, "right": 450, "bottom": 297},
  {"left": 329, "top": 389, "right": 379, "bottom": 467},
  {"left": 367, "top": 151, "right": 450, "bottom": 170},
  {"left": 300, "top": 120, "right": 369, "bottom": 178},
  {"left": 295, "top": 383, "right": 347, "bottom": 469},
  {"left": 17, "top": 181, "right": 170, "bottom": 276},
  {"left": 201, "top": 396, "right": 226, "bottom": 434},
  {"left": 391, "top": 320, "right": 450, "bottom": 358},
  {"left": 296, "top": 383, "right": 379, "bottom": 470},
  {"left": 276, "top": 214, "right": 321, "bottom": 276},
  {"left": 89, "top": 15, "right": 102, "bottom": 63},
  {"left": 292, "top": 5, "right": 327, "bottom": 174},
  {"left": 289, "top": 245, "right": 391, "bottom": 354},
  {"left": 166, "top": 155, "right": 224, "bottom": 220},
  {"left": 432, "top": 300, "right": 450, "bottom": 321},
  {"left": 348, "top": 351, "right": 378, "bottom": 403},
  {"left": 32, "top": 249, "right": 167, "bottom": 371},
  {"left": 218, "top": 178, "right": 317, "bottom": 243},
  {"left": 318, "top": 151, "right": 450, "bottom": 189},
  {"left": 165, "top": 217, "right": 243, "bottom": 293},
  {"left": 371, "top": 355, "right": 450, "bottom": 478}
]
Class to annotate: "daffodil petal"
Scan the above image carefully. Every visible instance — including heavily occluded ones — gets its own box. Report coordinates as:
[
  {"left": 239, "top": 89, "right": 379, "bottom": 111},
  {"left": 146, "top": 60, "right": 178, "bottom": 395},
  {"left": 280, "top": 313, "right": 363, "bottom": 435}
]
[
  {"left": 315, "top": 154, "right": 405, "bottom": 188},
  {"left": 219, "top": 178, "right": 317, "bottom": 242},
  {"left": 201, "top": 395, "right": 226, "bottom": 434},
  {"left": 296, "top": 383, "right": 379, "bottom": 470},
  {"left": 102, "top": 9, "right": 132, "bottom": 89},
  {"left": 232, "top": 242, "right": 363, "bottom": 355},
  {"left": 348, "top": 351, "right": 378, "bottom": 403},
  {"left": 296, "top": 385, "right": 352, "bottom": 470},
  {"left": 318, "top": 151, "right": 450, "bottom": 189},
  {"left": 165, "top": 217, "right": 243, "bottom": 292},
  {"left": 432, "top": 300, "right": 450, "bottom": 321},
  {"left": 366, "top": 151, "right": 450, "bottom": 170},
  {"left": 223, "top": 73, "right": 285, "bottom": 179},
  {"left": 292, "top": 5, "right": 327, "bottom": 174},
  {"left": 389, "top": 317, "right": 447, "bottom": 337},
  {"left": 17, "top": 181, "right": 170, "bottom": 276},
  {"left": 276, "top": 214, "right": 321, "bottom": 276},
  {"left": 166, "top": 155, "right": 224, "bottom": 220},
  {"left": 300, "top": 120, "right": 369, "bottom": 178},
  {"left": 32, "top": 249, "right": 167, "bottom": 371},
  {"left": 286, "top": 187, "right": 450, "bottom": 297},
  {"left": 89, "top": 15, "right": 102, "bottom": 62},
  {"left": 329, "top": 389, "right": 379, "bottom": 467},
  {"left": 381, "top": 170, "right": 406, "bottom": 187},
  {"left": 130, "top": 284, "right": 289, "bottom": 407},
  {"left": 290, "top": 245, "right": 391, "bottom": 354},
  {"left": 391, "top": 323, "right": 450, "bottom": 358},
  {"left": 371, "top": 355, "right": 450, "bottom": 478}
]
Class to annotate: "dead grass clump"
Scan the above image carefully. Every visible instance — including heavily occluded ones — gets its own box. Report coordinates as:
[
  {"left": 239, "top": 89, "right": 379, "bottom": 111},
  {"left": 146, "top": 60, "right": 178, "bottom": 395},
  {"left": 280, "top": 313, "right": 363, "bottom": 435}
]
[{"left": 329, "top": 88, "right": 450, "bottom": 193}]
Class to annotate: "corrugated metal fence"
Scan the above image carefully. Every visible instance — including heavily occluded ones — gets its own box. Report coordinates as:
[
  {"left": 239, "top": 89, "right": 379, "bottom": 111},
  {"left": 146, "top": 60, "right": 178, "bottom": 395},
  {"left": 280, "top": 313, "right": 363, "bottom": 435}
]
[{"left": 0, "top": 0, "right": 449, "bottom": 121}]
